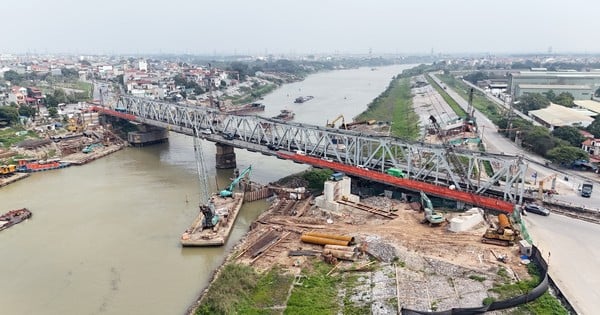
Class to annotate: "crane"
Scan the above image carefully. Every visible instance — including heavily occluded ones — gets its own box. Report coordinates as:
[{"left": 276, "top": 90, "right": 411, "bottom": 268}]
[
  {"left": 326, "top": 114, "right": 347, "bottom": 129},
  {"left": 192, "top": 126, "right": 217, "bottom": 229},
  {"left": 219, "top": 165, "right": 252, "bottom": 197}
]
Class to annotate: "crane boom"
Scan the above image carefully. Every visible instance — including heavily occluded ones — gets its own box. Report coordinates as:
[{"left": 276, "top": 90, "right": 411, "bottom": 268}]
[
  {"left": 326, "top": 114, "right": 346, "bottom": 129},
  {"left": 220, "top": 165, "right": 252, "bottom": 197}
]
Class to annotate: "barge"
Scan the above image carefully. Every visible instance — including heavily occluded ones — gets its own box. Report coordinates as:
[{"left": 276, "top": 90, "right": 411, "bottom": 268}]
[
  {"left": 272, "top": 109, "right": 295, "bottom": 121},
  {"left": 294, "top": 95, "right": 314, "bottom": 103},
  {"left": 221, "top": 102, "right": 265, "bottom": 115},
  {"left": 16, "top": 159, "right": 70, "bottom": 173},
  {"left": 0, "top": 208, "right": 32, "bottom": 232}
]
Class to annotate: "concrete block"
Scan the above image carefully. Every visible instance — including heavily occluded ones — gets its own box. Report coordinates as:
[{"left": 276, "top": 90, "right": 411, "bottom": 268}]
[{"left": 449, "top": 208, "right": 483, "bottom": 232}]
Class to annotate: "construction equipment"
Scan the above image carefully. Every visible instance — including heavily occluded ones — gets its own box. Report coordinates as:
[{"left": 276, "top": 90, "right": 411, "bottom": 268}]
[
  {"left": 419, "top": 191, "right": 445, "bottom": 225},
  {"left": 0, "top": 164, "right": 17, "bottom": 177},
  {"left": 482, "top": 214, "right": 519, "bottom": 246},
  {"left": 219, "top": 165, "right": 252, "bottom": 197},
  {"left": 82, "top": 143, "right": 103, "bottom": 154},
  {"left": 537, "top": 173, "right": 557, "bottom": 199},
  {"left": 326, "top": 114, "right": 347, "bottom": 129}
]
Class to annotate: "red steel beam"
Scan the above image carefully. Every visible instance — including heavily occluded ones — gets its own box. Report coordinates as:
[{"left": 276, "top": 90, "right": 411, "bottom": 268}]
[
  {"left": 278, "top": 152, "right": 514, "bottom": 213},
  {"left": 90, "top": 106, "right": 138, "bottom": 121}
]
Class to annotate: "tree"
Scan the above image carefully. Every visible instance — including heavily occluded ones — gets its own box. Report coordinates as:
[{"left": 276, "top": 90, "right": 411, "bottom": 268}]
[
  {"left": 18, "top": 105, "right": 36, "bottom": 117},
  {"left": 552, "top": 126, "right": 585, "bottom": 147},
  {"left": 546, "top": 146, "right": 589, "bottom": 164},
  {"left": 543, "top": 90, "right": 556, "bottom": 102},
  {"left": 48, "top": 107, "right": 58, "bottom": 118},
  {"left": 521, "top": 126, "right": 556, "bottom": 156},
  {"left": 3, "top": 70, "right": 22, "bottom": 84},
  {"left": 595, "top": 87, "right": 600, "bottom": 97},
  {"left": 587, "top": 115, "right": 600, "bottom": 138},
  {"left": 463, "top": 71, "right": 489, "bottom": 85},
  {"left": 553, "top": 92, "right": 575, "bottom": 107},
  {"left": 0, "top": 106, "right": 20, "bottom": 125},
  {"left": 516, "top": 93, "right": 550, "bottom": 114}
]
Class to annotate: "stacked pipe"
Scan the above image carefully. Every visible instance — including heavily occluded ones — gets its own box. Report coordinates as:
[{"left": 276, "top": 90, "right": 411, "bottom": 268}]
[
  {"left": 323, "top": 244, "right": 358, "bottom": 261},
  {"left": 300, "top": 232, "right": 355, "bottom": 246}
]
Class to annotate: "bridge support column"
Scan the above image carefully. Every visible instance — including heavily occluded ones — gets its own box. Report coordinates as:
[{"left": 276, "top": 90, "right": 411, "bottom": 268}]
[{"left": 215, "top": 143, "right": 236, "bottom": 169}]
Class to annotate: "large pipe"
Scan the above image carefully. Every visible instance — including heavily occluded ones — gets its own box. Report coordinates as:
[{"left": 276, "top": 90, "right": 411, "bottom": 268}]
[
  {"left": 304, "top": 231, "right": 355, "bottom": 244},
  {"left": 301, "top": 235, "right": 350, "bottom": 246},
  {"left": 324, "top": 244, "right": 357, "bottom": 253},
  {"left": 323, "top": 248, "right": 357, "bottom": 261}
]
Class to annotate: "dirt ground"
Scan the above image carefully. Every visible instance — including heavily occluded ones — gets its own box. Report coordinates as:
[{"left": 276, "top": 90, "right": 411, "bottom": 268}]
[{"left": 228, "top": 194, "right": 531, "bottom": 312}]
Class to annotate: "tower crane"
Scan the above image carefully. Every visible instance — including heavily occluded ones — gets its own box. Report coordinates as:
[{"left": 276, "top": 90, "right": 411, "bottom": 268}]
[{"left": 219, "top": 165, "right": 252, "bottom": 197}]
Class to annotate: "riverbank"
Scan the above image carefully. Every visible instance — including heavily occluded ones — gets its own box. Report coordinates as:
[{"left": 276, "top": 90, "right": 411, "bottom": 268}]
[{"left": 0, "top": 172, "right": 30, "bottom": 188}]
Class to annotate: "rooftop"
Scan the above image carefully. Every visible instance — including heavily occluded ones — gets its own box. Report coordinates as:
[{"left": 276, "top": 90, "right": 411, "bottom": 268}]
[
  {"left": 529, "top": 103, "right": 595, "bottom": 127},
  {"left": 513, "top": 71, "right": 600, "bottom": 78},
  {"left": 574, "top": 100, "right": 600, "bottom": 114},
  {"left": 518, "top": 84, "right": 592, "bottom": 90}
]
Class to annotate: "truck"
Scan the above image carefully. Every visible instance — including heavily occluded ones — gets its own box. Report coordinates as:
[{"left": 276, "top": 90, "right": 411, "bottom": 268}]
[
  {"left": 330, "top": 172, "right": 345, "bottom": 181},
  {"left": 386, "top": 168, "right": 406, "bottom": 178},
  {"left": 581, "top": 181, "right": 593, "bottom": 198}
]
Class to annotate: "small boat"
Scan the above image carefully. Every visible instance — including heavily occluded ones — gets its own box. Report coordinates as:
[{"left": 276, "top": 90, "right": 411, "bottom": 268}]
[
  {"left": 272, "top": 109, "right": 295, "bottom": 121},
  {"left": 294, "top": 96, "right": 314, "bottom": 103},
  {"left": 0, "top": 208, "right": 32, "bottom": 232}
]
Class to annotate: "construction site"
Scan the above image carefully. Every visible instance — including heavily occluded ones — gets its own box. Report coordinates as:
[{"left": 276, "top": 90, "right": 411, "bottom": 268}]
[{"left": 191, "top": 172, "right": 541, "bottom": 314}]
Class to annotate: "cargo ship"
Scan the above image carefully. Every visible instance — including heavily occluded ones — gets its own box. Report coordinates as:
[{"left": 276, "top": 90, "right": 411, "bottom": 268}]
[
  {"left": 16, "top": 158, "right": 70, "bottom": 172},
  {"left": 181, "top": 166, "right": 252, "bottom": 246},
  {"left": 221, "top": 102, "right": 265, "bottom": 115},
  {"left": 272, "top": 109, "right": 295, "bottom": 121},
  {"left": 294, "top": 96, "right": 314, "bottom": 103},
  {"left": 0, "top": 208, "right": 32, "bottom": 232}
]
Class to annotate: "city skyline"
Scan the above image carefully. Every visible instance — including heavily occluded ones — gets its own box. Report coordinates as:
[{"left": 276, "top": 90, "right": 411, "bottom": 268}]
[{"left": 4, "top": 0, "right": 600, "bottom": 55}]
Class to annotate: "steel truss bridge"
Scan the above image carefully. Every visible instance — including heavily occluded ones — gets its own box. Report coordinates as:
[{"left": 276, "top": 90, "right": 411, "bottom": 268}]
[{"left": 104, "top": 96, "right": 528, "bottom": 206}]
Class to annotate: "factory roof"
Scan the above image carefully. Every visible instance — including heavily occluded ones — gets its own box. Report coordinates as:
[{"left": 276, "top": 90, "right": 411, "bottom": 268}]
[
  {"left": 574, "top": 100, "right": 600, "bottom": 114},
  {"left": 529, "top": 103, "right": 595, "bottom": 127},
  {"left": 517, "top": 84, "right": 592, "bottom": 90}
]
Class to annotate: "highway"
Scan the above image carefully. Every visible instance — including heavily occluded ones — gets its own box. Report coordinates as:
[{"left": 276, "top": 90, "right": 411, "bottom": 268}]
[
  {"left": 429, "top": 72, "right": 600, "bottom": 313},
  {"left": 525, "top": 213, "right": 600, "bottom": 315}
]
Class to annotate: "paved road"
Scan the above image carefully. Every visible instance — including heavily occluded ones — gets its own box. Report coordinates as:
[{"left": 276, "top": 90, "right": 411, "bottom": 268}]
[
  {"left": 525, "top": 213, "right": 600, "bottom": 315},
  {"left": 429, "top": 72, "right": 599, "bottom": 312}
]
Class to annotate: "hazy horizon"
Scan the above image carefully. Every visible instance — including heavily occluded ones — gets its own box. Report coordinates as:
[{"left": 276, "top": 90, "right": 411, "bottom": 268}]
[{"left": 4, "top": 0, "right": 599, "bottom": 55}]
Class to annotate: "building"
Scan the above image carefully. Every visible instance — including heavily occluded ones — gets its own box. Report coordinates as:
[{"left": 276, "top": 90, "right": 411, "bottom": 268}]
[
  {"left": 509, "top": 71, "right": 600, "bottom": 99},
  {"left": 514, "top": 84, "right": 594, "bottom": 99},
  {"left": 574, "top": 100, "right": 600, "bottom": 115},
  {"left": 7, "top": 86, "right": 27, "bottom": 104},
  {"left": 528, "top": 103, "right": 595, "bottom": 130}
]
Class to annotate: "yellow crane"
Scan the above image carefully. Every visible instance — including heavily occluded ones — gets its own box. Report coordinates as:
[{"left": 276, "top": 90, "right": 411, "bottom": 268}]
[
  {"left": 538, "top": 173, "right": 557, "bottom": 199},
  {"left": 326, "top": 114, "right": 347, "bottom": 129}
]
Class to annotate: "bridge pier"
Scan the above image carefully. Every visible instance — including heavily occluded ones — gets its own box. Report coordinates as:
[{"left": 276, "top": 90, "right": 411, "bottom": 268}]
[
  {"left": 215, "top": 143, "right": 236, "bottom": 169},
  {"left": 127, "top": 124, "right": 168, "bottom": 147}
]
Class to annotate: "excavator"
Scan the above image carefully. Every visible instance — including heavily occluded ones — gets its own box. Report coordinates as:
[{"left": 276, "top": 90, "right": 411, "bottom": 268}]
[
  {"left": 326, "top": 114, "right": 348, "bottom": 129},
  {"left": 419, "top": 191, "right": 445, "bottom": 226},
  {"left": 482, "top": 213, "right": 519, "bottom": 246},
  {"left": 219, "top": 165, "right": 252, "bottom": 198}
]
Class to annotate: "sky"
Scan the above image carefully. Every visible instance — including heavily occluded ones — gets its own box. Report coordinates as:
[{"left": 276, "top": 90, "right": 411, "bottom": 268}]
[{"left": 4, "top": 0, "right": 599, "bottom": 55}]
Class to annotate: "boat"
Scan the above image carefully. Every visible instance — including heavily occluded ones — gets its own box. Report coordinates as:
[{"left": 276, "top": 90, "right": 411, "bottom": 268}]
[
  {"left": 272, "top": 109, "right": 295, "bottom": 121},
  {"left": 0, "top": 208, "right": 32, "bottom": 232},
  {"left": 294, "top": 96, "right": 314, "bottom": 103},
  {"left": 181, "top": 166, "right": 252, "bottom": 246},
  {"left": 220, "top": 102, "right": 265, "bottom": 115},
  {"left": 16, "top": 158, "right": 70, "bottom": 173}
]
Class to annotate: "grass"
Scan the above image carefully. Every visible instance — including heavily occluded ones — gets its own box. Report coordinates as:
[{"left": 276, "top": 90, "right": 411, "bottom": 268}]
[
  {"left": 469, "top": 274, "right": 487, "bottom": 282},
  {"left": 356, "top": 78, "right": 419, "bottom": 140},
  {"left": 0, "top": 127, "right": 38, "bottom": 149},
  {"left": 285, "top": 260, "right": 341, "bottom": 315},
  {"left": 196, "top": 264, "right": 293, "bottom": 315},
  {"left": 231, "top": 83, "right": 277, "bottom": 105},
  {"left": 485, "top": 264, "right": 568, "bottom": 314}
]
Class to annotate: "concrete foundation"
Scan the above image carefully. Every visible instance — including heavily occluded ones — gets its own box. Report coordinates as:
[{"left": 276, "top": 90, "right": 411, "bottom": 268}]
[
  {"left": 448, "top": 208, "right": 484, "bottom": 232},
  {"left": 128, "top": 125, "right": 168, "bottom": 146},
  {"left": 215, "top": 143, "right": 236, "bottom": 169},
  {"left": 315, "top": 176, "right": 360, "bottom": 212}
]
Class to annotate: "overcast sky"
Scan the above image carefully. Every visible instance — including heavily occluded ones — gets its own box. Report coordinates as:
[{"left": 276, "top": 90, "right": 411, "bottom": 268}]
[{"left": 4, "top": 0, "right": 598, "bottom": 55}]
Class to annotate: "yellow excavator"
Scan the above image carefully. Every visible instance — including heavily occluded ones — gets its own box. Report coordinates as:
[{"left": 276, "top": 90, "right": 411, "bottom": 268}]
[{"left": 326, "top": 114, "right": 348, "bottom": 129}]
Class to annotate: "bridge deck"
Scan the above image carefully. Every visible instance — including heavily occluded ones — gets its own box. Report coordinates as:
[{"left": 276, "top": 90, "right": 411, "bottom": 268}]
[{"left": 277, "top": 152, "right": 515, "bottom": 213}]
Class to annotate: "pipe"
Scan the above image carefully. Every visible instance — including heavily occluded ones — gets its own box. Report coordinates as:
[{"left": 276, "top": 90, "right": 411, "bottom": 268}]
[
  {"left": 324, "top": 244, "right": 358, "bottom": 252},
  {"left": 300, "top": 235, "right": 350, "bottom": 246},
  {"left": 304, "top": 231, "right": 355, "bottom": 244},
  {"left": 323, "top": 248, "right": 357, "bottom": 261}
]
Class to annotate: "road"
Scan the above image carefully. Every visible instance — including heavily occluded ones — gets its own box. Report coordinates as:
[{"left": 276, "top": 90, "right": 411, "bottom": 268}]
[
  {"left": 428, "top": 73, "right": 600, "bottom": 211},
  {"left": 525, "top": 213, "right": 600, "bottom": 315},
  {"left": 429, "top": 72, "right": 600, "bottom": 313}
]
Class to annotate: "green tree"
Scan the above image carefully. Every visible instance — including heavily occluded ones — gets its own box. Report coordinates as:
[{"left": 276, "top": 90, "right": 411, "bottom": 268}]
[
  {"left": 0, "top": 106, "right": 20, "bottom": 125},
  {"left": 595, "top": 87, "right": 600, "bottom": 97},
  {"left": 543, "top": 90, "right": 556, "bottom": 102},
  {"left": 546, "top": 146, "right": 589, "bottom": 164},
  {"left": 587, "top": 116, "right": 600, "bottom": 138},
  {"left": 516, "top": 93, "right": 550, "bottom": 114},
  {"left": 18, "top": 105, "right": 36, "bottom": 117},
  {"left": 553, "top": 92, "right": 575, "bottom": 107},
  {"left": 522, "top": 126, "right": 556, "bottom": 156},
  {"left": 48, "top": 107, "right": 58, "bottom": 118},
  {"left": 552, "top": 126, "right": 585, "bottom": 147},
  {"left": 463, "top": 71, "right": 489, "bottom": 84},
  {"left": 3, "top": 70, "right": 22, "bottom": 84}
]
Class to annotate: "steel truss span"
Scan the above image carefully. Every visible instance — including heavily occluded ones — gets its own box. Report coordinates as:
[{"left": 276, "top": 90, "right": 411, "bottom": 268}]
[{"left": 117, "top": 96, "right": 527, "bottom": 203}]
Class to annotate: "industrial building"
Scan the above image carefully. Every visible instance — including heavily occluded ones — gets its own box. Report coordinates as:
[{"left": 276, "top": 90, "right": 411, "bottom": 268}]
[
  {"left": 528, "top": 103, "right": 595, "bottom": 130},
  {"left": 509, "top": 71, "right": 600, "bottom": 99},
  {"left": 574, "top": 100, "right": 600, "bottom": 115}
]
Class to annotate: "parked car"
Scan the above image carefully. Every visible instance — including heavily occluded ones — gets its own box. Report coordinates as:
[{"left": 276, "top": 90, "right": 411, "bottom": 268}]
[
  {"left": 524, "top": 204, "right": 550, "bottom": 216},
  {"left": 201, "top": 129, "right": 212, "bottom": 135}
]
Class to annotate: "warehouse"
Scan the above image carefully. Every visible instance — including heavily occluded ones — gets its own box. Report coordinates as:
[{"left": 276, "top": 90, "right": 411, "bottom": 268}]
[
  {"left": 574, "top": 100, "right": 600, "bottom": 115},
  {"left": 514, "top": 84, "right": 594, "bottom": 99},
  {"left": 509, "top": 71, "right": 600, "bottom": 99},
  {"left": 528, "top": 103, "right": 595, "bottom": 130}
]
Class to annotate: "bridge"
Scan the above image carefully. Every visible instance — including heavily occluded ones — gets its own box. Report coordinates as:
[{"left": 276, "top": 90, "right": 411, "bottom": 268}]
[{"left": 93, "top": 96, "right": 528, "bottom": 213}]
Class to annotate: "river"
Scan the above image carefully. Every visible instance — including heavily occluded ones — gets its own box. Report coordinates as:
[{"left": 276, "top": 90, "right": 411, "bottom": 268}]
[{"left": 0, "top": 64, "right": 415, "bottom": 315}]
